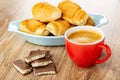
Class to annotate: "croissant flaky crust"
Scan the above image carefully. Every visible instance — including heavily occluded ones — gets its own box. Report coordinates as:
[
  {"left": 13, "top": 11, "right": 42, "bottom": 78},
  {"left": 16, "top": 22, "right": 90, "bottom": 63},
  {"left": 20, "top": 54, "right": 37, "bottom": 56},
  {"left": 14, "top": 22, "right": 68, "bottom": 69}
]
[
  {"left": 32, "top": 2, "right": 62, "bottom": 22},
  {"left": 85, "top": 16, "right": 95, "bottom": 26},
  {"left": 20, "top": 19, "right": 50, "bottom": 36},
  {"left": 46, "top": 20, "right": 71, "bottom": 36},
  {"left": 58, "top": 1, "right": 88, "bottom": 25}
]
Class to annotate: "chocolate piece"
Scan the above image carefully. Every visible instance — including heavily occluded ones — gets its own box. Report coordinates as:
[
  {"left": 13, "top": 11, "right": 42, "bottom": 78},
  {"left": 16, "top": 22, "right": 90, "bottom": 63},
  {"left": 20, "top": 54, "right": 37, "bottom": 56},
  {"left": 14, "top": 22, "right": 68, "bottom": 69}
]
[
  {"left": 29, "top": 49, "right": 41, "bottom": 56},
  {"left": 13, "top": 59, "right": 32, "bottom": 75},
  {"left": 29, "top": 49, "right": 51, "bottom": 59},
  {"left": 33, "top": 63, "right": 56, "bottom": 76},
  {"left": 25, "top": 52, "right": 46, "bottom": 63},
  {"left": 31, "top": 58, "right": 53, "bottom": 67}
]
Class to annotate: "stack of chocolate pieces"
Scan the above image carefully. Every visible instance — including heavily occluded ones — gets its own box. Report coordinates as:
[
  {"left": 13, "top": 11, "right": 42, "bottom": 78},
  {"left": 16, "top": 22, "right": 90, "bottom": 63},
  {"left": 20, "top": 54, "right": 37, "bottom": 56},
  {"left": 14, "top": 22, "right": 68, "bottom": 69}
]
[{"left": 13, "top": 49, "right": 56, "bottom": 76}]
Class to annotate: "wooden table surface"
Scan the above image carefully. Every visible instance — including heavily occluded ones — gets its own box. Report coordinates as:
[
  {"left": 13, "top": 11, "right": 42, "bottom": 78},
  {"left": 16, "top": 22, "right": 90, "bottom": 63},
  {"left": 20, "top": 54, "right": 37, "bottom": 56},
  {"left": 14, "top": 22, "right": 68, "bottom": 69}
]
[{"left": 0, "top": 0, "right": 120, "bottom": 80}]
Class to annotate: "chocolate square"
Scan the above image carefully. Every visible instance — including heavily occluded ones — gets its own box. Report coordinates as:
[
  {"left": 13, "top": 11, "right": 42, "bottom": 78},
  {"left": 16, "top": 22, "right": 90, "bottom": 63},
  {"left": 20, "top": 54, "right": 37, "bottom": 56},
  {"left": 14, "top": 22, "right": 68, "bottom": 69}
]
[
  {"left": 31, "top": 58, "right": 53, "bottom": 67},
  {"left": 25, "top": 50, "right": 46, "bottom": 63},
  {"left": 29, "top": 49, "right": 51, "bottom": 58},
  {"left": 13, "top": 59, "right": 32, "bottom": 75},
  {"left": 33, "top": 63, "right": 56, "bottom": 76}
]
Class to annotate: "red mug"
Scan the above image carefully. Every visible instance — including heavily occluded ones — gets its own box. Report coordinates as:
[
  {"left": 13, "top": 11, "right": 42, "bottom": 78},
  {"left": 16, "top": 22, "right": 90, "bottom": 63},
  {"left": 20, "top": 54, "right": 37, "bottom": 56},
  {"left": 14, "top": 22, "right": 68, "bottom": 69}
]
[{"left": 65, "top": 26, "right": 111, "bottom": 68}]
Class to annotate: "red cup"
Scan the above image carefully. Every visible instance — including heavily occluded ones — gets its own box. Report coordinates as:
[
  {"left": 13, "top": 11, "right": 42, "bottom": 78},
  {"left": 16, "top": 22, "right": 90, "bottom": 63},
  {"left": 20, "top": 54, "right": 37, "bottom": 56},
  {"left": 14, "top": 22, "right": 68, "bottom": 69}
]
[{"left": 65, "top": 26, "right": 111, "bottom": 68}]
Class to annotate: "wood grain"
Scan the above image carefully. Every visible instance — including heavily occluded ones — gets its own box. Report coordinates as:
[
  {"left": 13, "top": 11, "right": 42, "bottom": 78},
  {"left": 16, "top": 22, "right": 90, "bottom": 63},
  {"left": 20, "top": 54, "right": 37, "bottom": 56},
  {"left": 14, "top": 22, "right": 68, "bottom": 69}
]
[{"left": 0, "top": 0, "right": 120, "bottom": 80}]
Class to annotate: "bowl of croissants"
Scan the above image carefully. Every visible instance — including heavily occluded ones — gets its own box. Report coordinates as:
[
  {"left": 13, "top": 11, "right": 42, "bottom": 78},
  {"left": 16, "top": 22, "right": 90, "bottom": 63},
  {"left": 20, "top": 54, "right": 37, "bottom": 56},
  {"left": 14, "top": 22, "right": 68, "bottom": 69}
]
[{"left": 8, "top": 1, "right": 108, "bottom": 46}]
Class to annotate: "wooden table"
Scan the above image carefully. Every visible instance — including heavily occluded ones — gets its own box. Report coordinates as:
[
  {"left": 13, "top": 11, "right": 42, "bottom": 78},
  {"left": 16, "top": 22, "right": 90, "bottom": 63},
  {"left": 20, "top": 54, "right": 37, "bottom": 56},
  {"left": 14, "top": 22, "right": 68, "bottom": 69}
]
[{"left": 0, "top": 0, "right": 120, "bottom": 80}]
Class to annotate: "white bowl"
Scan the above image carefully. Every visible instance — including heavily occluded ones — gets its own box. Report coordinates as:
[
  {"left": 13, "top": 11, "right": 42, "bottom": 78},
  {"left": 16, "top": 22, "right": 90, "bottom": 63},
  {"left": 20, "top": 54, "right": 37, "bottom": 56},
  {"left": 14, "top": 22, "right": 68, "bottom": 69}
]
[{"left": 8, "top": 14, "right": 109, "bottom": 46}]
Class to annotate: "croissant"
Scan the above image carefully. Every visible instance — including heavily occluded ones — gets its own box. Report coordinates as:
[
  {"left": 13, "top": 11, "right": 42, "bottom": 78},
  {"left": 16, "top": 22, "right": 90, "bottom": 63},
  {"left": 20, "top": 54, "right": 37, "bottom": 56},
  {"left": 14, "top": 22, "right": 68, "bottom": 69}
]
[
  {"left": 32, "top": 2, "right": 62, "bottom": 22},
  {"left": 20, "top": 19, "right": 50, "bottom": 36},
  {"left": 46, "top": 20, "right": 71, "bottom": 36},
  {"left": 85, "top": 16, "right": 95, "bottom": 26},
  {"left": 58, "top": 1, "right": 88, "bottom": 25}
]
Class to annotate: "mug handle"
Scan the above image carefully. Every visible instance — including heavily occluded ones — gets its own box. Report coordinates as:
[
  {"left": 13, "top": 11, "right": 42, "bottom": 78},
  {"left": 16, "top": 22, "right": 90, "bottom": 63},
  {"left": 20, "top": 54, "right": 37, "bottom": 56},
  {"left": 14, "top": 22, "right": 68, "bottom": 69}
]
[{"left": 95, "top": 44, "right": 111, "bottom": 64}]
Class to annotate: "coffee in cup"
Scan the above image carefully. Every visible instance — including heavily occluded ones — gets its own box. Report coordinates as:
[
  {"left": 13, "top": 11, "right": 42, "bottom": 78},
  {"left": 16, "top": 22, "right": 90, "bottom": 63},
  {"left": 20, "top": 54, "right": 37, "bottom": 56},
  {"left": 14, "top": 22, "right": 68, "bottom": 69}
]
[
  {"left": 68, "top": 29, "right": 102, "bottom": 44},
  {"left": 65, "top": 26, "right": 111, "bottom": 68}
]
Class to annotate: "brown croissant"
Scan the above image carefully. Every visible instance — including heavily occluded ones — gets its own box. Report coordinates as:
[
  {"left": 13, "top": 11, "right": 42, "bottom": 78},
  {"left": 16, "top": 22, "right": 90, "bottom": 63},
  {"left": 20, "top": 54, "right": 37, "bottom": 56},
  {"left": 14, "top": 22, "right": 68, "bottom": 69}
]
[
  {"left": 32, "top": 2, "right": 62, "bottom": 22},
  {"left": 46, "top": 20, "right": 71, "bottom": 36},
  {"left": 85, "top": 16, "right": 95, "bottom": 26},
  {"left": 58, "top": 1, "right": 88, "bottom": 25},
  {"left": 20, "top": 19, "right": 50, "bottom": 36}
]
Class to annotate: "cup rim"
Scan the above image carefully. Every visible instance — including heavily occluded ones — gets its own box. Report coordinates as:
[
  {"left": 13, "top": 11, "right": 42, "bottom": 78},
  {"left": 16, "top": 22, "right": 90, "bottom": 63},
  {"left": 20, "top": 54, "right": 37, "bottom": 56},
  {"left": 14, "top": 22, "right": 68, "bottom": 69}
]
[{"left": 65, "top": 26, "right": 105, "bottom": 45}]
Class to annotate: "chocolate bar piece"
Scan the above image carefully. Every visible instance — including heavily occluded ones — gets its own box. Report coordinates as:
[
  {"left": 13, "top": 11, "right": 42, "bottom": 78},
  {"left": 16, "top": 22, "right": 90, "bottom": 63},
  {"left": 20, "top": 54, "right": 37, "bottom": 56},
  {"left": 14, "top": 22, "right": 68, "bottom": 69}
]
[
  {"left": 29, "top": 49, "right": 51, "bottom": 59},
  {"left": 33, "top": 63, "right": 56, "bottom": 76},
  {"left": 29, "top": 49, "right": 42, "bottom": 56},
  {"left": 13, "top": 59, "right": 32, "bottom": 75},
  {"left": 31, "top": 58, "right": 53, "bottom": 67},
  {"left": 25, "top": 50, "right": 46, "bottom": 63}
]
